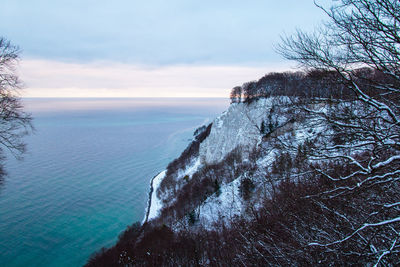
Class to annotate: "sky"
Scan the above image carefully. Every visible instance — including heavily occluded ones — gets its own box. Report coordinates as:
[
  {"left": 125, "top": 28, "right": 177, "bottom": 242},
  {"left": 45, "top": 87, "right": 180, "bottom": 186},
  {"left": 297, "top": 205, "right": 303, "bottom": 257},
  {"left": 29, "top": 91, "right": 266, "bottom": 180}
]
[{"left": 1, "top": 0, "right": 328, "bottom": 97}]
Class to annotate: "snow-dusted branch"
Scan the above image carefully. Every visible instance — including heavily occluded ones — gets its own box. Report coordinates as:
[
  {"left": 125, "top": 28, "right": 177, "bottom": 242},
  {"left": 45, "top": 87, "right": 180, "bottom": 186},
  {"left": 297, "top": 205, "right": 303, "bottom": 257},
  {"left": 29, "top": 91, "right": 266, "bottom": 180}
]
[{"left": 309, "top": 217, "right": 400, "bottom": 247}]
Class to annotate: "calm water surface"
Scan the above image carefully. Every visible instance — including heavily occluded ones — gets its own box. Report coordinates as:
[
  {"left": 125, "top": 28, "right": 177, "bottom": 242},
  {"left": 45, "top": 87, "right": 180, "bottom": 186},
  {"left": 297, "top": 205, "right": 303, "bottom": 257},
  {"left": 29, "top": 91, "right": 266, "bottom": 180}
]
[{"left": 0, "top": 98, "right": 228, "bottom": 267}]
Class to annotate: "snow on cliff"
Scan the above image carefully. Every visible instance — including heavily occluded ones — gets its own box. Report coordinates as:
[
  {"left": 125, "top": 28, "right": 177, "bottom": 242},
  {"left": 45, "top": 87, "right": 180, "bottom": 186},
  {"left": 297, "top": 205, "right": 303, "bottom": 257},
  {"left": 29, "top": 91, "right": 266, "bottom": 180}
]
[{"left": 199, "top": 98, "right": 272, "bottom": 164}]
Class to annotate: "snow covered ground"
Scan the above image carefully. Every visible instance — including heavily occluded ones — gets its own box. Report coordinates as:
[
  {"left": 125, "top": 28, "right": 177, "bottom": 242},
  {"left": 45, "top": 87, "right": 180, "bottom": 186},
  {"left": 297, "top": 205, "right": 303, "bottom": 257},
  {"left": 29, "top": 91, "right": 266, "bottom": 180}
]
[
  {"left": 199, "top": 178, "right": 243, "bottom": 228},
  {"left": 179, "top": 157, "right": 201, "bottom": 179}
]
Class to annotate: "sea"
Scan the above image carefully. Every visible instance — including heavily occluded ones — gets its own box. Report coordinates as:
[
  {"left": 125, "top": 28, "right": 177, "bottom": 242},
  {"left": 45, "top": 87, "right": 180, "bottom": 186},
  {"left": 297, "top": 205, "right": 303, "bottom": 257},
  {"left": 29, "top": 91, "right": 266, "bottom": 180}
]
[{"left": 0, "top": 98, "right": 228, "bottom": 267}]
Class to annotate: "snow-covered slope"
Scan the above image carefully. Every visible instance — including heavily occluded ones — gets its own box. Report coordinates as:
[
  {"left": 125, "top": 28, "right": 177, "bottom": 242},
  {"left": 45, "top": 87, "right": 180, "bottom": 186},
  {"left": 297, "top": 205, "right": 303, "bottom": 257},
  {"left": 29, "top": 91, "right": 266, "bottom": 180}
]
[
  {"left": 198, "top": 178, "right": 243, "bottom": 226},
  {"left": 144, "top": 97, "right": 321, "bottom": 228}
]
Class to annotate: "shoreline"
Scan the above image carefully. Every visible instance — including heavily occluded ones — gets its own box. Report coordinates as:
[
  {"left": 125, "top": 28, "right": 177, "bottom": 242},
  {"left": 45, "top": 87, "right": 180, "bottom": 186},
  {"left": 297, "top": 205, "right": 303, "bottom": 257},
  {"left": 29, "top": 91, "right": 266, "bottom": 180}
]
[{"left": 142, "top": 171, "right": 161, "bottom": 224}]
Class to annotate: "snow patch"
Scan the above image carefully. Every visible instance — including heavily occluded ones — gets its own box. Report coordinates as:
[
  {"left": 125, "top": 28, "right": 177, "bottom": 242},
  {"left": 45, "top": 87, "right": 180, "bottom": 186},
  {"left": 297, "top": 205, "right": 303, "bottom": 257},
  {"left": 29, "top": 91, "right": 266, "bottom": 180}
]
[
  {"left": 199, "top": 179, "right": 243, "bottom": 228},
  {"left": 181, "top": 157, "right": 201, "bottom": 178}
]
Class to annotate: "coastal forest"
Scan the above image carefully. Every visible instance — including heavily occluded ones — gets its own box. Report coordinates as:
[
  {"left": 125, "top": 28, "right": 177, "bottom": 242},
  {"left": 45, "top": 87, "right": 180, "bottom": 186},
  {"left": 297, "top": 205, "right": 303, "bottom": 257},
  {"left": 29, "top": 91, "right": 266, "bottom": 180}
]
[{"left": 87, "top": 1, "right": 400, "bottom": 266}]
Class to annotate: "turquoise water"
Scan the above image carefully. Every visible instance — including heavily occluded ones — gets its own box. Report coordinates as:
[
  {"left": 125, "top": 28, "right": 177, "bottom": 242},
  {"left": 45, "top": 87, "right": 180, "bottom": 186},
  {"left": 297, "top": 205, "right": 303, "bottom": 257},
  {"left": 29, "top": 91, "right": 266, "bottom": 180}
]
[{"left": 0, "top": 98, "right": 228, "bottom": 267}]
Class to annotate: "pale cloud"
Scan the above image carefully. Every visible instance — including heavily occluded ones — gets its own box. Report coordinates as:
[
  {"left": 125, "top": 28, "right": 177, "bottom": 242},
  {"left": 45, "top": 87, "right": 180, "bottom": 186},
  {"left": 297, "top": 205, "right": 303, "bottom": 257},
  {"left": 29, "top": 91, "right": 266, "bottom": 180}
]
[
  {"left": 18, "top": 59, "right": 294, "bottom": 98},
  {"left": 0, "top": 1, "right": 326, "bottom": 65}
]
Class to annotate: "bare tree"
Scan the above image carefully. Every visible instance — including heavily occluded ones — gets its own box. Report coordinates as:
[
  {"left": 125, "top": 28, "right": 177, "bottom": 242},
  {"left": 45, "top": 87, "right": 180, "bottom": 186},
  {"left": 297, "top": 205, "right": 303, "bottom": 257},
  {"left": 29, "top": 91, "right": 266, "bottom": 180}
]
[
  {"left": 278, "top": 0, "right": 400, "bottom": 264},
  {"left": 229, "top": 86, "right": 242, "bottom": 103},
  {"left": 0, "top": 37, "right": 32, "bottom": 162}
]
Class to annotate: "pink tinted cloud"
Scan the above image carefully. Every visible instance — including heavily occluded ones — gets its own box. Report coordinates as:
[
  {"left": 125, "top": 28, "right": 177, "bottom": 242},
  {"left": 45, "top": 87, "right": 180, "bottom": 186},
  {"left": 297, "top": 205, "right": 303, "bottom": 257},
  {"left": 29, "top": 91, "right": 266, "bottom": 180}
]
[{"left": 18, "top": 59, "right": 293, "bottom": 97}]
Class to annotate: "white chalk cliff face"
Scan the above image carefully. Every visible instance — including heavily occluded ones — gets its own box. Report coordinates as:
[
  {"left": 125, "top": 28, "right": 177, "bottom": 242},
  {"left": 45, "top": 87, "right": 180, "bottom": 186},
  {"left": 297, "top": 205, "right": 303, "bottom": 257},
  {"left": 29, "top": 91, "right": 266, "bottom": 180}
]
[
  {"left": 199, "top": 98, "right": 272, "bottom": 164},
  {"left": 146, "top": 99, "right": 272, "bottom": 223}
]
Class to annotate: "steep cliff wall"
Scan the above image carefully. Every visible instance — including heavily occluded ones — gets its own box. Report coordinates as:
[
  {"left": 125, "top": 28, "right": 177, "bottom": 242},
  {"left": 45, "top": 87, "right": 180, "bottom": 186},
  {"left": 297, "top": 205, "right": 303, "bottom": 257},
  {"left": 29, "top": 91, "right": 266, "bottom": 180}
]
[
  {"left": 144, "top": 97, "right": 294, "bottom": 226},
  {"left": 199, "top": 98, "right": 272, "bottom": 164}
]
